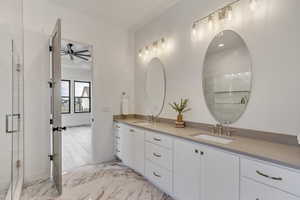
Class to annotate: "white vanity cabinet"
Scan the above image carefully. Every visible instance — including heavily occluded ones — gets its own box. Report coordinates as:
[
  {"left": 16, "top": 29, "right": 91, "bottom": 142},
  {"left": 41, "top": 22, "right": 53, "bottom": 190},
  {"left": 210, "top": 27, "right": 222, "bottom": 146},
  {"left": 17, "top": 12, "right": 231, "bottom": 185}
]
[
  {"left": 173, "top": 139, "right": 203, "bottom": 200},
  {"left": 241, "top": 177, "right": 300, "bottom": 200},
  {"left": 241, "top": 158, "right": 300, "bottom": 200},
  {"left": 173, "top": 138, "right": 239, "bottom": 200},
  {"left": 145, "top": 131, "right": 173, "bottom": 195},
  {"left": 202, "top": 147, "right": 240, "bottom": 200},
  {"left": 114, "top": 122, "right": 300, "bottom": 200},
  {"left": 114, "top": 123, "right": 145, "bottom": 175}
]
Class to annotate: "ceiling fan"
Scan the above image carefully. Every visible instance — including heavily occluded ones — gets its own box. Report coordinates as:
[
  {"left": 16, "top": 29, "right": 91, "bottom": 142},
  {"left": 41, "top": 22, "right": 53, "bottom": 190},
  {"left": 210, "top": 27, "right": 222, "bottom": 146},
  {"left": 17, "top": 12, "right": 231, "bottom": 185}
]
[{"left": 61, "top": 43, "right": 91, "bottom": 61}]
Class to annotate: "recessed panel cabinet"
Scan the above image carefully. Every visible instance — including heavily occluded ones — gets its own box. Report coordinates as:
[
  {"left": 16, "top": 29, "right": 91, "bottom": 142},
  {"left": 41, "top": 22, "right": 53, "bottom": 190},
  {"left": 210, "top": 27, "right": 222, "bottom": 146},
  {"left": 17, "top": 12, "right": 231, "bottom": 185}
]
[
  {"left": 202, "top": 147, "right": 240, "bottom": 200},
  {"left": 114, "top": 124, "right": 145, "bottom": 175},
  {"left": 241, "top": 178, "right": 300, "bottom": 200},
  {"left": 173, "top": 138, "right": 239, "bottom": 200},
  {"left": 173, "top": 139, "right": 202, "bottom": 200}
]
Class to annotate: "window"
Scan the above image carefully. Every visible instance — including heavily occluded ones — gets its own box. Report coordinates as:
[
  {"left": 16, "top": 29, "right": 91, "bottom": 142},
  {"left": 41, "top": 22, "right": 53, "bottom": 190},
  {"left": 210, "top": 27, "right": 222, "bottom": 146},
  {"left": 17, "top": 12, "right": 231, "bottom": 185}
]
[
  {"left": 74, "top": 81, "right": 91, "bottom": 113},
  {"left": 61, "top": 80, "right": 71, "bottom": 114}
]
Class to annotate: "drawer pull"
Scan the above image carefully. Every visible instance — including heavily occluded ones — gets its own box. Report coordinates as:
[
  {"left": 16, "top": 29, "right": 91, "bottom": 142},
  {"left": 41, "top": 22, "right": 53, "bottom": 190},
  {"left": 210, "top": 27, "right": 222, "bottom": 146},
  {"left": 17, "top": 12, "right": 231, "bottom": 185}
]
[
  {"left": 256, "top": 170, "right": 283, "bottom": 181},
  {"left": 116, "top": 136, "right": 120, "bottom": 139},
  {"left": 153, "top": 172, "right": 161, "bottom": 178},
  {"left": 153, "top": 153, "right": 162, "bottom": 158},
  {"left": 116, "top": 149, "right": 120, "bottom": 153},
  {"left": 153, "top": 137, "right": 161, "bottom": 142},
  {"left": 130, "top": 129, "right": 135, "bottom": 132},
  {"left": 116, "top": 125, "right": 120, "bottom": 128}
]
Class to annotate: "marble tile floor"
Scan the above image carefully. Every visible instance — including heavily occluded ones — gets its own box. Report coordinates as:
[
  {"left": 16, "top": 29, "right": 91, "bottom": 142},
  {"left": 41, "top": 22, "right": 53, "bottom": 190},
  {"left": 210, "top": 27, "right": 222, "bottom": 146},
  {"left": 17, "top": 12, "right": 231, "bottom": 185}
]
[
  {"left": 20, "top": 162, "right": 174, "bottom": 200},
  {"left": 62, "top": 126, "right": 93, "bottom": 172},
  {"left": 0, "top": 190, "right": 7, "bottom": 200}
]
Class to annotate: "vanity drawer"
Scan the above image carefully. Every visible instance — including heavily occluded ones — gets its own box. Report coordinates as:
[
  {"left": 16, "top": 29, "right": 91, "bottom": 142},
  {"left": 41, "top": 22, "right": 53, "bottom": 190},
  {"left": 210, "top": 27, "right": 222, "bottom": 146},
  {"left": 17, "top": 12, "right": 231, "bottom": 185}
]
[
  {"left": 146, "top": 142, "right": 172, "bottom": 170},
  {"left": 146, "top": 131, "right": 172, "bottom": 149},
  {"left": 145, "top": 160, "right": 172, "bottom": 195},
  {"left": 241, "top": 178, "right": 300, "bottom": 200},
  {"left": 241, "top": 158, "right": 300, "bottom": 196}
]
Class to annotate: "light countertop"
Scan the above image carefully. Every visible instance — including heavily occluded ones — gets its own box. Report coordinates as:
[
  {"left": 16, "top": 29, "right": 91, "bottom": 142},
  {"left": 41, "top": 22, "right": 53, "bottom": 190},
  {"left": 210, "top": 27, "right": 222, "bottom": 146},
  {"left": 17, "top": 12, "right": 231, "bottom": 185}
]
[{"left": 115, "top": 118, "right": 300, "bottom": 171}]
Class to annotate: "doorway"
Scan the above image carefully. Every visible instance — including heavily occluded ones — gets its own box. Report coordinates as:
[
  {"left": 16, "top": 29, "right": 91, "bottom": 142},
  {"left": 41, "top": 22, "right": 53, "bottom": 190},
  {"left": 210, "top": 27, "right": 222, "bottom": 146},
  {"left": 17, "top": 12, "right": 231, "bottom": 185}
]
[{"left": 60, "top": 39, "right": 93, "bottom": 173}]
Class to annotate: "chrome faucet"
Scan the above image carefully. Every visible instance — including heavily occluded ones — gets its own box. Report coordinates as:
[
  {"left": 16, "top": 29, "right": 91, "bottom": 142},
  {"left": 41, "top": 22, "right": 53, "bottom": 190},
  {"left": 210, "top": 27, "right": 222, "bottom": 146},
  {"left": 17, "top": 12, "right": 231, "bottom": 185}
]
[
  {"left": 211, "top": 124, "right": 232, "bottom": 137},
  {"left": 148, "top": 115, "right": 155, "bottom": 123}
]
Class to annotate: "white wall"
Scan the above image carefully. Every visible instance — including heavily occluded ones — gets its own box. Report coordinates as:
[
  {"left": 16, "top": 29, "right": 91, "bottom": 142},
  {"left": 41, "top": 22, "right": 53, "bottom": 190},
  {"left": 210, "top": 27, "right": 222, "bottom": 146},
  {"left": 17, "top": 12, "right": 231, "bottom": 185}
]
[
  {"left": 135, "top": 0, "right": 300, "bottom": 136},
  {"left": 62, "top": 67, "right": 92, "bottom": 127},
  {"left": 24, "top": 0, "right": 135, "bottom": 183}
]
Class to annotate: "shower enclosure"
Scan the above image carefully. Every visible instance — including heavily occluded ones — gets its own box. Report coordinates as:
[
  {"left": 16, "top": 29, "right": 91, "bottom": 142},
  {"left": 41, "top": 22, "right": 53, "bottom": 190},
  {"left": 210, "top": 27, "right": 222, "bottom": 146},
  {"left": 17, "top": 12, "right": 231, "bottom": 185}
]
[{"left": 0, "top": 0, "right": 24, "bottom": 199}]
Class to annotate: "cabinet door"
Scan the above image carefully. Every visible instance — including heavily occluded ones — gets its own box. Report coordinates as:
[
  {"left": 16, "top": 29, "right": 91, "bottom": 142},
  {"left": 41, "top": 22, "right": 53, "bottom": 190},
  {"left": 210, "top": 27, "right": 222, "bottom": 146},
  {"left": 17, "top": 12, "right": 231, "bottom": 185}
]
[
  {"left": 120, "top": 126, "right": 131, "bottom": 166},
  {"left": 241, "top": 178, "right": 300, "bottom": 200},
  {"left": 132, "top": 129, "right": 145, "bottom": 175},
  {"left": 202, "top": 147, "right": 239, "bottom": 200},
  {"left": 173, "top": 139, "right": 202, "bottom": 200}
]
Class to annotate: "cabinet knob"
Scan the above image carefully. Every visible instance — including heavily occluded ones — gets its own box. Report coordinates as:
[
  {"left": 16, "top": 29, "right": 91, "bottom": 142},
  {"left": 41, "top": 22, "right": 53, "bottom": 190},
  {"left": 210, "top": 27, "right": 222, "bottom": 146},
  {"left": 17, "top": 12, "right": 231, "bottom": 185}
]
[
  {"left": 195, "top": 149, "right": 199, "bottom": 154},
  {"left": 130, "top": 129, "right": 135, "bottom": 132},
  {"left": 200, "top": 151, "right": 204, "bottom": 155}
]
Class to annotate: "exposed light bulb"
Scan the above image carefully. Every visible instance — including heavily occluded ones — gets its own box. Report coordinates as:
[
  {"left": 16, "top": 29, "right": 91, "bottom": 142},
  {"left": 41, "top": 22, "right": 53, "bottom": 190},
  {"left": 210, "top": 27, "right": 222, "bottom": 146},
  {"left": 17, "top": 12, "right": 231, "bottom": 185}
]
[
  {"left": 218, "top": 43, "right": 225, "bottom": 47},
  {"left": 208, "top": 15, "right": 213, "bottom": 29},
  {"left": 153, "top": 41, "right": 158, "bottom": 55},
  {"left": 161, "top": 38, "right": 166, "bottom": 49},
  {"left": 197, "top": 25, "right": 203, "bottom": 40},
  {"left": 145, "top": 46, "right": 149, "bottom": 55},
  {"left": 227, "top": 6, "right": 233, "bottom": 21},
  {"left": 138, "top": 50, "right": 143, "bottom": 58},
  {"left": 249, "top": 0, "right": 258, "bottom": 11},
  {"left": 192, "top": 23, "right": 197, "bottom": 37}
]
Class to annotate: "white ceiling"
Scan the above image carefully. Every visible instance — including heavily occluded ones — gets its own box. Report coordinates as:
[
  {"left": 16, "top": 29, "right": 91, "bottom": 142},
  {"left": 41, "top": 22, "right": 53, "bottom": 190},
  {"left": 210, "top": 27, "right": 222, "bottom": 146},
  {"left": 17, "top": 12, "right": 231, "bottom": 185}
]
[{"left": 51, "top": 0, "right": 180, "bottom": 29}]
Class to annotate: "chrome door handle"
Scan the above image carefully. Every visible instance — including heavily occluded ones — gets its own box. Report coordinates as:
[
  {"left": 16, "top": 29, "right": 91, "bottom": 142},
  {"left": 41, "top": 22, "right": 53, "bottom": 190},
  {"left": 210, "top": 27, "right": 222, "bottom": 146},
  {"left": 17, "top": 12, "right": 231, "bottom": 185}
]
[
  {"left": 6, "top": 114, "right": 20, "bottom": 134},
  {"left": 256, "top": 170, "right": 283, "bottom": 181}
]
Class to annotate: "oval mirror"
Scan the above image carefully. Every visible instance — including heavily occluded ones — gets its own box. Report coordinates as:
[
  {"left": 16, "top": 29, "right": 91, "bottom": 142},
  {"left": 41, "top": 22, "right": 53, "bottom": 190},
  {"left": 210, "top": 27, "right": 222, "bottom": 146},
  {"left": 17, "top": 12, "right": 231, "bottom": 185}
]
[
  {"left": 145, "top": 58, "right": 166, "bottom": 117},
  {"left": 203, "top": 30, "right": 252, "bottom": 124}
]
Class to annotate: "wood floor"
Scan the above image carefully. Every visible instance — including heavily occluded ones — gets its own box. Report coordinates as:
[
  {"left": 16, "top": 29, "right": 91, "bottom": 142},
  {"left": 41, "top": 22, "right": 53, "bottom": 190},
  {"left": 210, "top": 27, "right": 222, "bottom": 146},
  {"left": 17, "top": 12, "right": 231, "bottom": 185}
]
[{"left": 62, "top": 126, "right": 93, "bottom": 172}]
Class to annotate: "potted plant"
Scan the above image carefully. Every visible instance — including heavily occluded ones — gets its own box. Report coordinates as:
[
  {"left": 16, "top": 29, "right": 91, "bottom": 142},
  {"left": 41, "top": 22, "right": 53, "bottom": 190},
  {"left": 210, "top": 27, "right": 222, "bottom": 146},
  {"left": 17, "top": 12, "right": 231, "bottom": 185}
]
[{"left": 169, "top": 98, "right": 191, "bottom": 128}]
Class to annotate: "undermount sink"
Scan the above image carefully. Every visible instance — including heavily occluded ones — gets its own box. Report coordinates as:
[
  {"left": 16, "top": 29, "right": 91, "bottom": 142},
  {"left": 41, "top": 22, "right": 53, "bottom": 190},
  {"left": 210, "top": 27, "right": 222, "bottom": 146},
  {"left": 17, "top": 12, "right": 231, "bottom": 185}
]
[
  {"left": 132, "top": 121, "right": 152, "bottom": 126},
  {"left": 193, "top": 134, "right": 233, "bottom": 144}
]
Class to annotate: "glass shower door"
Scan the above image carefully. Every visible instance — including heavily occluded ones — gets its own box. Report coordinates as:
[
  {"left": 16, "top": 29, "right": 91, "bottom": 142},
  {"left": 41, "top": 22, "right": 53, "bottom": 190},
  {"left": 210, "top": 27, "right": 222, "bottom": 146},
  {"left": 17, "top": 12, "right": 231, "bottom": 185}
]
[
  {"left": 0, "top": 0, "right": 24, "bottom": 199},
  {"left": 0, "top": 29, "right": 14, "bottom": 199}
]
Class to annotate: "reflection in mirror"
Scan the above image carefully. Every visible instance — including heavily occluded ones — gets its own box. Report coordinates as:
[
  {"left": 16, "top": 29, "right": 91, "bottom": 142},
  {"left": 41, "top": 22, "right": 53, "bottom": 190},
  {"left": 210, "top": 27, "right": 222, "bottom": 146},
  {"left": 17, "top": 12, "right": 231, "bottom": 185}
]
[
  {"left": 145, "top": 58, "right": 166, "bottom": 118},
  {"left": 203, "top": 30, "right": 252, "bottom": 124}
]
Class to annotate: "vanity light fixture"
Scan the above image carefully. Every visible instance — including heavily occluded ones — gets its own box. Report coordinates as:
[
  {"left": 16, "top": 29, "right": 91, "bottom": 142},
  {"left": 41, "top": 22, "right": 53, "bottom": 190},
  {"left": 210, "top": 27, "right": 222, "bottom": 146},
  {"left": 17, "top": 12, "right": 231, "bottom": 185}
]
[
  {"left": 138, "top": 37, "right": 168, "bottom": 60},
  {"left": 192, "top": 0, "right": 259, "bottom": 40}
]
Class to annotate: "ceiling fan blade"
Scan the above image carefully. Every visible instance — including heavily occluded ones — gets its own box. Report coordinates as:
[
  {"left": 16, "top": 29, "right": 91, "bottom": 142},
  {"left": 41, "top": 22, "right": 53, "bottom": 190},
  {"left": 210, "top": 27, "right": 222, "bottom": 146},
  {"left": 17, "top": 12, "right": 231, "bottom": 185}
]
[
  {"left": 74, "top": 50, "right": 89, "bottom": 54},
  {"left": 74, "top": 53, "right": 91, "bottom": 57},
  {"left": 74, "top": 55, "right": 89, "bottom": 61}
]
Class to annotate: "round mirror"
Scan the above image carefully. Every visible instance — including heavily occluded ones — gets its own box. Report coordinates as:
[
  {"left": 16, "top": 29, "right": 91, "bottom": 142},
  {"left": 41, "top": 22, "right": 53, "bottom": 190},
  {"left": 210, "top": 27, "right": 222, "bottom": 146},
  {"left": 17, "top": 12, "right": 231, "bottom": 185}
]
[
  {"left": 203, "top": 30, "right": 252, "bottom": 124},
  {"left": 145, "top": 58, "right": 166, "bottom": 117}
]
